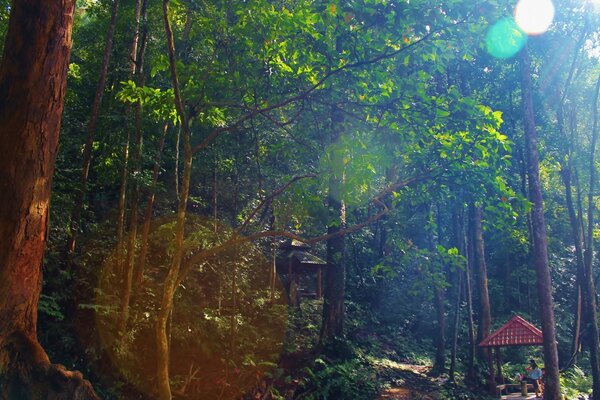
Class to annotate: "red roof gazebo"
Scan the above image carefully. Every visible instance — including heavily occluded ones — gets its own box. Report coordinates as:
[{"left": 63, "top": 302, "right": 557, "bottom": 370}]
[
  {"left": 478, "top": 315, "right": 544, "bottom": 393},
  {"left": 479, "top": 315, "right": 544, "bottom": 348}
]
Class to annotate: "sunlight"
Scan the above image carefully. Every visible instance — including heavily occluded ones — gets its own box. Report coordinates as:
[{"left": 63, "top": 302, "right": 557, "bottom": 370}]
[
  {"left": 590, "top": 0, "right": 600, "bottom": 12},
  {"left": 486, "top": 17, "right": 528, "bottom": 59},
  {"left": 514, "top": 0, "right": 555, "bottom": 35}
]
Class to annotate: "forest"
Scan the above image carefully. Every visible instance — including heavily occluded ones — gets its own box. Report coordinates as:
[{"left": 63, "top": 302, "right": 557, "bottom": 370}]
[{"left": 0, "top": 0, "right": 599, "bottom": 399}]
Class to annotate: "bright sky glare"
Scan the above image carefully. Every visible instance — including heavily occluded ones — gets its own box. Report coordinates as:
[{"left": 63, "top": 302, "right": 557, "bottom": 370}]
[{"left": 514, "top": 0, "right": 555, "bottom": 35}]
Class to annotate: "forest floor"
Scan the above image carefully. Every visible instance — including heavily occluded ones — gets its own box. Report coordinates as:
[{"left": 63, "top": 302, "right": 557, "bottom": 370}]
[{"left": 373, "top": 359, "right": 440, "bottom": 399}]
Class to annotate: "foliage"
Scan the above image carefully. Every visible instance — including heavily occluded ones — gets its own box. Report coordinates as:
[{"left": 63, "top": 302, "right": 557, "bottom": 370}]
[
  {"left": 561, "top": 366, "right": 593, "bottom": 399},
  {"left": 297, "top": 354, "right": 380, "bottom": 400}
]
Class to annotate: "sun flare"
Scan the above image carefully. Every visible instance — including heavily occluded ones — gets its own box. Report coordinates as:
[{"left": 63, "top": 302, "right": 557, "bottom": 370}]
[{"left": 514, "top": 0, "right": 555, "bottom": 35}]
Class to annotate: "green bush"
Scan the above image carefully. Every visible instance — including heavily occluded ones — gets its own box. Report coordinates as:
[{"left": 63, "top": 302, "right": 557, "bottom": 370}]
[
  {"left": 560, "top": 365, "right": 591, "bottom": 399},
  {"left": 298, "top": 357, "right": 380, "bottom": 400}
]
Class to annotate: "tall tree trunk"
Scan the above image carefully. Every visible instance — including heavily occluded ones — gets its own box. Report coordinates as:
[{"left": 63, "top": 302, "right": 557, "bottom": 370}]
[
  {"left": 465, "top": 205, "right": 476, "bottom": 383},
  {"left": 449, "top": 203, "right": 463, "bottom": 383},
  {"left": 583, "top": 74, "right": 600, "bottom": 398},
  {"left": 559, "top": 95, "right": 584, "bottom": 366},
  {"left": 562, "top": 164, "right": 585, "bottom": 364},
  {"left": 520, "top": 47, "right": 561, "bottom": 399},
  {"left": 430, "top": 206, "right": 446, "bottom": 376},
  {"left": 118, "top": 0, "right": 148, "bottom": 346},
  {"left": 320, "top": 105, "right": 346, "bottom": 342},
  {"left": 67, "top": 0, "right": 120, "bottom": 256},
  {"left": 135, "top": 123, "right": 169, "bottom": 287},
  {"left": 156, "top": 1, "right": 193, "bottom": 398},
  {"left": 115, "top": 0, "right": 143, "bottom": 275},
  {"left": 556, "top": 28, "right": 587, "bottom": 366},
  {"left": 432, "top": 286, "right": 446, "bottom": 374},
  {"left": 0, "top": 1, "right": 98, "bottom": 398},
  {"left": 471, "top": 205, "right": 495, "bottom": 393}
]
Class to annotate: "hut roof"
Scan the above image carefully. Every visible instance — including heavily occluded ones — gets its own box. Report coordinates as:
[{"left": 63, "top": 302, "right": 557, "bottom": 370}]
[
  {"left": 478, "top": 315, "right": 543, "bottom": 347},
  {"left": 280, "top": 239, "right": 311, "bottom": 251},
  {"left": 286, "top": 250, "right": 326, "bottom": 266}
]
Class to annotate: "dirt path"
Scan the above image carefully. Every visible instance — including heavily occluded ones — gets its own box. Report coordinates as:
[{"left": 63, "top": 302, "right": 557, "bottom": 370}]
[{"left": 374, "top": 360, "right": 439, "bottom": 400}]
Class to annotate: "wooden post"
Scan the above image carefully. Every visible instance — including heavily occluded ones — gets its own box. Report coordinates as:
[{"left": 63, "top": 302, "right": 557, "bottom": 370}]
[
  {"left": 270, "top": 243, "right": 276, "bottom": 304},
  {"left": 521, "top": 380, "right": 528, "bottom": 396},
  {"left": 317, "top": 267, "right": 323, "bottom": 299}
]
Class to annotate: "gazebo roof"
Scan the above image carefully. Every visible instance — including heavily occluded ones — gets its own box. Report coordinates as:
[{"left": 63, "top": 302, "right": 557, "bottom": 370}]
[
  {"left": 276, "top": 241, "right": 326, "bottom": 274},
  {"left": 478, "top": 315, "right": 543, "bottom": 347}
]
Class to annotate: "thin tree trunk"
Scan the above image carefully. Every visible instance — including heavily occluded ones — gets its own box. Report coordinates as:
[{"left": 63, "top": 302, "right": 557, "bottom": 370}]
[
  {"left": 471, "top": 205, "right": 495, "bottom": 393},
  {"left": 115, "top": 0, "right": 144, "bottom": 275},
  {"left": 465, "top": 206, "right": 476, "bottom": 383},
  {"left": 67, "top": 0, "right": 120, "bottom": 256},
  {"left": 135, "top": 123, "right": 169, "bottom": 287},
  {"left": 0, "top": 1, "right": 98, "bottom": 397},
  {"left": 562, "top": 164, "right": 584, "bottom": 364},
  {"left": 118, "top": 0, "right": 148, "bottom": 345},
  {"left": 174, "top": 125, "right": 181, "bottom": 202},
  {"left": 520, "top": 47, "right": 562, "bottom": 399},
  {"left": 156, "top": 2, "right": 193, "bottom": 398},
  {"left": 230, "top": 252, "right": 237, "bottom": 356},
  {"left": 430, "top": 206, "right": 446, "bottom": 376},
  {"left": 320, "top": 105, "right": 346, "bottom": 343},
  {"left": 556, "top": 28, "right": 587, "bottom": 366},
  {"left": 449, "top": 203, "right": 463, "bottom": 383},
  {"left": 583, "top": 74, "right": 600, "bottom": 398},
  {"left": 559, "top": 93, "right": 584, "bottom": 366}
]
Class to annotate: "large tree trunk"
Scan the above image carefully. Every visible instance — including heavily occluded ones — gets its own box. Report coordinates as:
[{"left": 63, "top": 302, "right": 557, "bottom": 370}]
[
  {"left": 0, "top": 1, "right": 98, "bottom": 398},
  {"left": 320, "top": 105, "right": 346, "bottom": 343},
  {"left": 520, "top": 47, "right": 561, "bottom": 399},
  {"left": 67, "top": 0, "right": 120, "bottom": 256}
]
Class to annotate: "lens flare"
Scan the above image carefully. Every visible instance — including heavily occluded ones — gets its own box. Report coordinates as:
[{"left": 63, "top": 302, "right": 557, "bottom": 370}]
[
  {"left": 514, "top": 0, "right": 555, "bottom": 35},
  {"left": 486, "top": 18, "right": 528, "bottom": 59}
]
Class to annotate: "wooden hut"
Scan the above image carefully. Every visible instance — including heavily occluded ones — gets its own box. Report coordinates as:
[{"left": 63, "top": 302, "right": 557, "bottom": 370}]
[{"left": 276, "top": 239, "right": 326, "bottom": 304}]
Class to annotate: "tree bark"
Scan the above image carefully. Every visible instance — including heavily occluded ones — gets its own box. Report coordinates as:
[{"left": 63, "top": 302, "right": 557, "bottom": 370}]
[
  {"left": 0, "top": 0, "right": 98, "bottom": 398},
  {"left": 520, "top": 47, "right": 562, "bottom": 399},
  {"left": 67, "top": 0, "right": 120, "bottom": 256}
]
